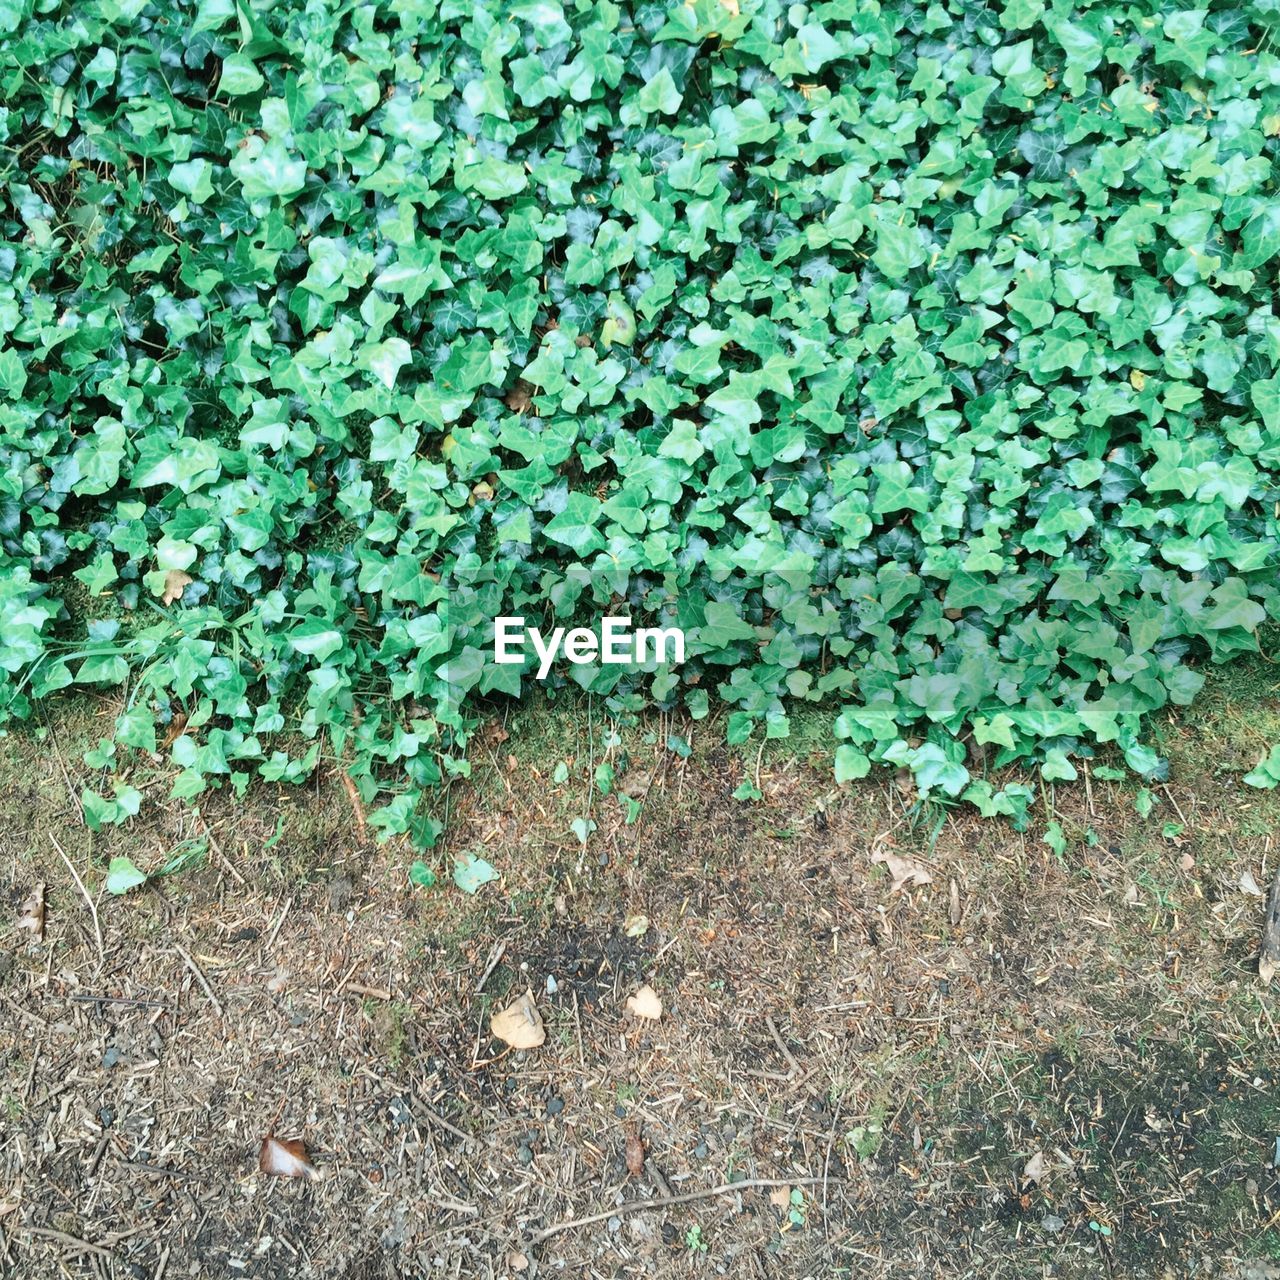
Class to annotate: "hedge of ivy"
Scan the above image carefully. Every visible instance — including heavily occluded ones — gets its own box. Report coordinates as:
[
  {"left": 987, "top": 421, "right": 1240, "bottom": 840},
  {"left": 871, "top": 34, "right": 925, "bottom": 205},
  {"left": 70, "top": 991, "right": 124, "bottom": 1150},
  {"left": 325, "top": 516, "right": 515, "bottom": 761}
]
[{"left": 2, "top": 0, "right": 1278, "bottom": 842}]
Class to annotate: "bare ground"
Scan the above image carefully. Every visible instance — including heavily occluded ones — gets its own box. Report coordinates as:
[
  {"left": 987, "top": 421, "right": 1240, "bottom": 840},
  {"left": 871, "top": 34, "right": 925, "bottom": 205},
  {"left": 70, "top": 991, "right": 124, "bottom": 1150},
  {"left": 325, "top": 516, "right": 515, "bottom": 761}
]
[{"left": 2, "top": 662, "right": 1280, "bottom": 1279}]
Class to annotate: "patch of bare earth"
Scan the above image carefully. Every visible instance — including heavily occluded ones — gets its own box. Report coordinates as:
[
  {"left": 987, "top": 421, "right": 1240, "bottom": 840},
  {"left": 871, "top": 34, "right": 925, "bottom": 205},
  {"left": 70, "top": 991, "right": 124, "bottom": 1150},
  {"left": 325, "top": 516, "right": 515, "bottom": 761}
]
[{"left": 2, "top": 689, "right": 1280, "bottom": 1279}]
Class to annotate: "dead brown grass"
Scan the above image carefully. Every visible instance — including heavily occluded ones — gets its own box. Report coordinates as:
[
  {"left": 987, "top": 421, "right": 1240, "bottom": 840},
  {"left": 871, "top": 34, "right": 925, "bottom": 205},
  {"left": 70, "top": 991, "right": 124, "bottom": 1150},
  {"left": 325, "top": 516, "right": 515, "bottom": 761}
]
[{"left": 1, "top": 666, "right": 1279, "bottom": 1278}]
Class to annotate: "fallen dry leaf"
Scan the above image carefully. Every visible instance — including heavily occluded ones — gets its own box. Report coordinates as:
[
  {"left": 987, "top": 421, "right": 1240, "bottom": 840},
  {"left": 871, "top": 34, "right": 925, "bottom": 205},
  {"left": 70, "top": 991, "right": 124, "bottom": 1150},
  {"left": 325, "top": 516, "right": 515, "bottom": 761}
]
[
  {"left": 624, "top": 1131, "right": 645, "bottom": 1177},
  {"left": 871, "top": 849, "right": 933, "bottom": 893},
  {"left": 1240, "top": 869, "right": 1265, "bottom": 897},
  {"left": 504, "top": 379, "right": 533, "bottom": 413},
  {"left": 625, "top": 983, "right": 662, "bottom": 1021},
  {"left": 769, "top": 1184, "right": 792, "bottom": 1208},
  {"left": 1022, "top": 1151, "right": 1047, "bottom": 1184},
  {"left": 161, "top": 569, "right": 193, "bottom": 606},
  {"left": 508, "top": 1252, "right": 529, "bottom": 1274},
  {"left": 16, "top": 883, "right": 45, "bottom": 940},
  {"left": 1180, "top": 851, "right": 1196, "bottom": 873},
  {"left": 491, "top": 990, "right": 545, "bottom": 1050},
  {"left": 948, "top": 878, "right": 962, "bottom": 926},
  {"left": 258, "top": 1135, "right": 318, "bottom": 1179},
  {"left": 1123, "top": 882, "right": 1141, "bottom": 905},
  {"left": 623, "top": 912, "right": 649, "bottom": 938}
]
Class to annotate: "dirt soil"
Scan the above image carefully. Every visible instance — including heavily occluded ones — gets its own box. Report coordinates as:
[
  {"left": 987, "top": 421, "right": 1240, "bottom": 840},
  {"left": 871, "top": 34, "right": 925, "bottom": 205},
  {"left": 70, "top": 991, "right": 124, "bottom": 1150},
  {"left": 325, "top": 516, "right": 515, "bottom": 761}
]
[{"left": 3, "top": 663, "right": 1280, "bottom": 1280}]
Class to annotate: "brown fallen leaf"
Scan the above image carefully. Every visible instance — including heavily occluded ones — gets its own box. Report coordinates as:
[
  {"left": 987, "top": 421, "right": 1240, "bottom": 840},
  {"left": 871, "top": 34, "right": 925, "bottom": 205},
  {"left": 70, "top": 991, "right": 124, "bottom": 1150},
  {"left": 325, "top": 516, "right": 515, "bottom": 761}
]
[
  {"left": 162, "top": 570, "right": 193, "bottom": 606},
  {"left": 623, "top": 912, "right": 649, "bottom": 938},
  {"left": 624, "top": 1131, "right": 645, "bottom": 1177},
  {"left": 769, "top": 1184, "right": 792, "bottom": 1208},
  {"left": 625, "top": 984, "right": 662, "bottom": 1021},
  {"left": 17, "top": 883, "right": 45, "bottom": 940},
  {"left": 504, "top": 380, "right": 533, "bottom": 413},
  {"left": 1022, "top": 1151, "right": 1047, "bottom": 1184},
  {"left": 258, "top": 1135, "right": 318, "bottom": 1179},
  {"left": 948, "top": 877, "right": 962, "bottom": 926},
  {"left": 1180, "top": 851, "right": 1196, "bottom": 873},
  {"left": 491, "top": 990, "right": 545, "bottom": 1050},
  {"left": 871, "top": 849, "right": 933, "bottom": 893},
  {"left": 508, "top": 1252, "right": 529, "bottom": 1274}
]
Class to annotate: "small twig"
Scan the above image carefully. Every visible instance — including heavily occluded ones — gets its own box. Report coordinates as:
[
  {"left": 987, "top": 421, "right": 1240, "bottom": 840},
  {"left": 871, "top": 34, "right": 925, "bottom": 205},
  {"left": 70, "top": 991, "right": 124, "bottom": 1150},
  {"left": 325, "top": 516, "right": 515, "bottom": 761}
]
[
  {"left": 338, "top": 770, "right": 368, "bottom": 841},
  {"left": 765, "top": 1015, "right": 801, "bottom": 1078},
  {"left": 69, "top": 994, "right": 172, "bottom": 1010},
  {"left": 823, "top": 1099, "right": 842, "bottom": 1241},
  {"left": 572, "top": 989, "right": 585, "bottom": 1070},
  {"left": 173, "top": 944, "right": 223, "bottom": 1018},
  {"left": 51, "top": 836, "right": 103, "bottom": 972},
  {"left": 21, "top": 1226, "right": 113, "bottom": 1258},
  {"left": 264, "top": 896, "right": 291, "bottom": 951},
  {"left": 342, "top": 982, "right": 391, "bottom": 1001},
  {"left": 432, "top": 1194, "right": 478, "bottom": 1216},
  {"left": 475, "top": 940, "right": 507, "bottom": 994},
  {"left": 1161, "top": 784, "right": 1189, "bottom": 827},
  {"left": 530, "top": 1176, "right": 838, "bottom": 1246},
  {"left": 23, "top": 1042, "right": 40, "bottom": 1100},
  {"left": 1, "top": 992, "right": 48, "bottom": 1029},
  {"left": 195, "top": 809, "right": 245, "bottom": 886},
  {"left": 39, "top": 703, "right": 83, "bottom": 822},
  {"left": 1258, "top": 864, "right": 1280, "bottom": 984},
  {"left": 411, "top": 1097, "right": 474, "bottom": 1146},
  {"left": 114, "top": 1159, "right": 198, "bottom": 1181}
]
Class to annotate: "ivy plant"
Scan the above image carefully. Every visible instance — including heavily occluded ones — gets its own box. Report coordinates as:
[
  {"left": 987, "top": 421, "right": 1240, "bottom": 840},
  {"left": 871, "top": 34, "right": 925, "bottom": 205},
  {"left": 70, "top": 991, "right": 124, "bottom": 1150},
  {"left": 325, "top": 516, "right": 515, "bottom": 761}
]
[{"left": 1, "top": 0, "right": 1278, "bottom": 843}]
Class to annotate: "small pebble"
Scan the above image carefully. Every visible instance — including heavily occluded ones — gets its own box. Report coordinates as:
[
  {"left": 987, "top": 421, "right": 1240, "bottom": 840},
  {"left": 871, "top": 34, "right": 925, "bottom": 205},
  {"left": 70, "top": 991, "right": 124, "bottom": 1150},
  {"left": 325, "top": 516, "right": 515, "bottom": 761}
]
[
  {"left": 517, "top": 1144, "right": 533, "bottom": 1167},
  {"left": 102, "top": 1046, "right": 121, "bottom": 1069},
  {"left": 546, "top": 1097, "right": 565, "bottom": 1117},
  {"left": 1040, "top": 1214, "right": 1065, "bottom": 1234},
  {"left": 546, "top": 975, "right": 558, "bottom": 995}
]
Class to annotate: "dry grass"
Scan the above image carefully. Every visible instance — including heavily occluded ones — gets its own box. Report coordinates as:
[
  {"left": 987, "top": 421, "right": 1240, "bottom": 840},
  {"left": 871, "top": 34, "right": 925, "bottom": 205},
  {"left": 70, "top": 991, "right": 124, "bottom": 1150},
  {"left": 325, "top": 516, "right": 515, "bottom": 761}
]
[{"left": 1, "top": 660, "right": 1279, "bottom": 1278}]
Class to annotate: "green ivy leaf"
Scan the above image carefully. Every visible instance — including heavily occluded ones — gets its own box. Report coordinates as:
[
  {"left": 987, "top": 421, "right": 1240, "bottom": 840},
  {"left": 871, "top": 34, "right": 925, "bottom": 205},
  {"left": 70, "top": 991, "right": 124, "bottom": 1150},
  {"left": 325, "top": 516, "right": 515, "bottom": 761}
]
[
  {"left": 229, "top": 137, "right": 306, "bottom": 200},
  {"left": 452, "top": 852, "right": 500, "bottom": 894},
  {"left": 105, "top": 857, "right": 147, "bottom": 896}
]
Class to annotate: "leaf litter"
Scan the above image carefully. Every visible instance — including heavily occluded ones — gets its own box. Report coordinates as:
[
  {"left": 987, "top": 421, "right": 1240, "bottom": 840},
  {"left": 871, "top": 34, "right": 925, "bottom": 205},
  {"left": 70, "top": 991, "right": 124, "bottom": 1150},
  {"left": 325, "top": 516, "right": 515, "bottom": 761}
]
[
  {"left": 259, "top": 1136, "right": 319, "bottom": 1180},
  {"left": 625, "top": 984, "right": 662, "bottom": 1021},
  {"left": 491, "top": 990, "right": 545, "bottom": 1050}
]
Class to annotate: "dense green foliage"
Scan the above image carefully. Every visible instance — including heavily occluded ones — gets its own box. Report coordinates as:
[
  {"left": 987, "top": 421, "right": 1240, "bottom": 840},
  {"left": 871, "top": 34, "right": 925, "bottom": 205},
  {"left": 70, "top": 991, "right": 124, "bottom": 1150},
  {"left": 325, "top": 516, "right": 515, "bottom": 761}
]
[{"left": 2, "top": 0, "right": 1279, "bottom": 840}]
